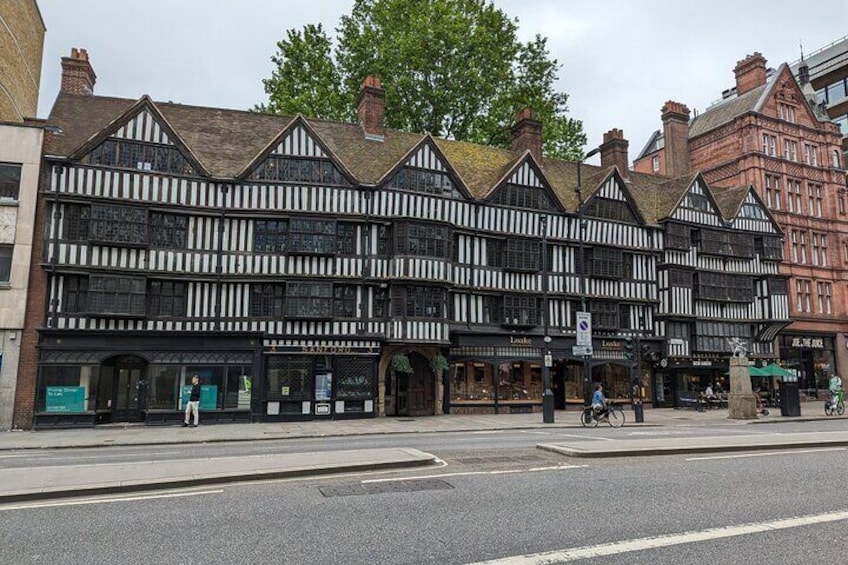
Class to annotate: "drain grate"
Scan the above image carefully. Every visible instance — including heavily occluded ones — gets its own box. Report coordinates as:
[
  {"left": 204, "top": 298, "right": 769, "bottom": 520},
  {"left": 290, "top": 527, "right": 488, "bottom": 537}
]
[{"left": 319, "top": 478, "right": 453, "bottom": 498}]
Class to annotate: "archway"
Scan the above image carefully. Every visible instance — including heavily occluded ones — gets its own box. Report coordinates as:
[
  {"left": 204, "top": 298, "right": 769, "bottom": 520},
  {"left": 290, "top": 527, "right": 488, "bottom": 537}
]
[{"left": 398, "top": 352, "right": 434, "bottom": 416}]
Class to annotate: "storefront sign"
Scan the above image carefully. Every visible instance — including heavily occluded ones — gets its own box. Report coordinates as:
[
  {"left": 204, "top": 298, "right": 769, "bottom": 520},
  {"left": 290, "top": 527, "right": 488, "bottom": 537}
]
[
  {"left": 601, "top": 340, "right": 621, "bottom": 349},
  {"left": 509, "top": 336, "right": 533, "bottom": 346},
  {"left": 791, "top": 337, "right": 825, "bottom": 349},
  {"left": 46, "top": 386, "right": 86, "bottom": 413},
  {"left": 692, "top": 360, "right": 713, "bottom": 367}
]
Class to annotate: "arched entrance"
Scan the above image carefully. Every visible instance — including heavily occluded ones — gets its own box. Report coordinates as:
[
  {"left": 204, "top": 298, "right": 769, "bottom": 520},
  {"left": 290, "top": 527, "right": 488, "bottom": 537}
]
[
  {"left": 99, "top": 354, "right": 149, "bottom": 422},
  {"left": 397, "top": 352, "right": 434, "bottom": 416}
]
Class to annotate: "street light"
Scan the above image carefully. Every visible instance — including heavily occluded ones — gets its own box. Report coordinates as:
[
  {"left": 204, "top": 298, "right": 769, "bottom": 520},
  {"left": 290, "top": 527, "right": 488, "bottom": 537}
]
[
  {"left": 576, "top": 147, "right": 601, "bottom": 409},
  {"left": 541, "top": 215, "right": 554, "bottom": 423}
]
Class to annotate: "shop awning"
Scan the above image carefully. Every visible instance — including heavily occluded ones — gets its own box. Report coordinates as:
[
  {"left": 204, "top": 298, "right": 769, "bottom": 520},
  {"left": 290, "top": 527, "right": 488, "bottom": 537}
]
[
  {"left": 749, "top": 363, "right": 793, "bottom": 378},
  {"left": 755, "top": 321, "right": 792, "bottom": 342}
]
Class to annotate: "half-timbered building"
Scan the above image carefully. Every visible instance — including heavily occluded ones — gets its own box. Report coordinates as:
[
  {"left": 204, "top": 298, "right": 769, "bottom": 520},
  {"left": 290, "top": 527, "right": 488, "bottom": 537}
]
[{"left": 13, "top": 50, "right": 791, "bottom": 428}]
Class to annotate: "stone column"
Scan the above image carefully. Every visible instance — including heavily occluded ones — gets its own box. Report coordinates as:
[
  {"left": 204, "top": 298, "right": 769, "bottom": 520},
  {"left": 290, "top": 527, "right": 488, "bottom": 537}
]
[
  {"left": 434, "top": 370, "right": 444, "bottom": 415},
  {"left": 728, "top": 356, "right": 757, "bottom": 419}
]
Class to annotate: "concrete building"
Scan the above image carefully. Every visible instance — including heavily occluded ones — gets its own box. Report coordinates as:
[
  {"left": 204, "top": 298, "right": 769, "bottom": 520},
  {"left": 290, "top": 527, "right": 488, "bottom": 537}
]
[
  {"left": 0, "top": 0, "right": 46, "bottom": 122},
  {"left": 634, "top": 53, "right": 848, "bottom": 391}
]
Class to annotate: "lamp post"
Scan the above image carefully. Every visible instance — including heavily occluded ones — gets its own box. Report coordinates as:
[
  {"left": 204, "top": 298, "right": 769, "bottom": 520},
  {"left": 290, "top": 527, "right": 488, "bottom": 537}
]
[
  {"left": 576, "top": 147, "right": 601, "bottom": 409},
  {"left": 541, "top": 215, "right": 554, "bottom": 423}
]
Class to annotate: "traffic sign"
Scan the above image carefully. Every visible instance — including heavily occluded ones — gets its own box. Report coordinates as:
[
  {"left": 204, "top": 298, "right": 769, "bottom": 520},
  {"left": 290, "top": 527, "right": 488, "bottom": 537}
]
[
  {"left": 576, "top": 311, "right": 592, "bottom": 346},
  {"left": 572, "top": 345, "right": 593, "bottom": 356}
]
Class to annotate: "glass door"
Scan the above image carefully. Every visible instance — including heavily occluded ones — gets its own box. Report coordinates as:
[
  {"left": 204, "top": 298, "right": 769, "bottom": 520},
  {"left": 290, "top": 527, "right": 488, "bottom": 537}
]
[{"left": 112, "top": 367, "right": 146, "bottom": 422}]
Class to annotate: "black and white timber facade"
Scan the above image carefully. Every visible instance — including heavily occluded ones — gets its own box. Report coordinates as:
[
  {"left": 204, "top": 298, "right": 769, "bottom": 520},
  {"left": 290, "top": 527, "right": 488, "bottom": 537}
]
[{"left": 22, "top": 80, "right": 789, "bottom": 428}]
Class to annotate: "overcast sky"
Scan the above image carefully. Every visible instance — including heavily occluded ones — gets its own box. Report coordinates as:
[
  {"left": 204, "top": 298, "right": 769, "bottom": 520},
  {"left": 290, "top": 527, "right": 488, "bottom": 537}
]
[{"left": 36, "top": 0, "right": 847, "bottom": 163}]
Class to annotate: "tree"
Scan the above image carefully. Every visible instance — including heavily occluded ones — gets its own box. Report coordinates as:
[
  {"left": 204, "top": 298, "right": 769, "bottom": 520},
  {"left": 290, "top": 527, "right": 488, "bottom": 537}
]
[{"left": 256, "top": 0, "right": 586, "bottom": 159}]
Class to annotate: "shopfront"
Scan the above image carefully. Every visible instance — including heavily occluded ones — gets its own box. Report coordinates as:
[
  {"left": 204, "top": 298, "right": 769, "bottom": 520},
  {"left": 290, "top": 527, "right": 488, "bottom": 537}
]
[
  {"left": 779, "top": 334, "right": 837, "bottom": 398},
  {"left": 653, "top": 358, "right": 729, "bottom": 408},
  {"left": 34, "top": 331, "right": 261, "bottom": 428},
  {"left": 262, "top": 340, "right": 380, "bottom": 421}
]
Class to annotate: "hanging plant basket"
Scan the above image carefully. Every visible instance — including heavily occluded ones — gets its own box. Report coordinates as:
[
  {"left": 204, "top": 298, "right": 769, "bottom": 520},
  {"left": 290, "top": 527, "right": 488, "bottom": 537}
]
[
  {"left": 390, "top": 353, "right": 413, "bottom": 374},
  {"left": 430, "top": 353, "right": 449, "bottom": 375}
]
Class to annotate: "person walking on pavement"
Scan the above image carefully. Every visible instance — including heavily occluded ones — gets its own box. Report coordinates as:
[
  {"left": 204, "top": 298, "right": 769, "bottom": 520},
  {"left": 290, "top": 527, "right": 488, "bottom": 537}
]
[{"left": 183, "top": 375, "right": 201, "bottom": 427}]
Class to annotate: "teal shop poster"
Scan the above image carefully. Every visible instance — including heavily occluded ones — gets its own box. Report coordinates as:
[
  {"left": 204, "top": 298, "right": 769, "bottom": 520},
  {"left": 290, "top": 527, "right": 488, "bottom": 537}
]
[
  {"left": 46, "top": 386, "right": 86, "bottom": 413},
  {"left": 181, "top": 385, "right": 217, "bottom": 410}
]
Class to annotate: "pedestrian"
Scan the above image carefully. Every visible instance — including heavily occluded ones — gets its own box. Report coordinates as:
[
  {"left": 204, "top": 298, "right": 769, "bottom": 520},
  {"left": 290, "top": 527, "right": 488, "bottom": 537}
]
[{"left": 183, "top": 375, "right": 201, "bottom": 427}]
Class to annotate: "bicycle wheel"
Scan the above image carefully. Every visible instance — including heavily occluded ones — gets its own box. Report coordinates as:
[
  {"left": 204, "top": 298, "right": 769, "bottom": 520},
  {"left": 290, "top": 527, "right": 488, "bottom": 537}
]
[
  {"left": 825, "top": 402, "right": 835, "bottom": 416},
  {"left": 838, "top": 401, "right": 845, "bottom": 416},
  {"left": 580, "top": 409, "right": 594, "bottom": 427},
  {"left": 608, "top": 407, "right": 625, "bottom": 428}
]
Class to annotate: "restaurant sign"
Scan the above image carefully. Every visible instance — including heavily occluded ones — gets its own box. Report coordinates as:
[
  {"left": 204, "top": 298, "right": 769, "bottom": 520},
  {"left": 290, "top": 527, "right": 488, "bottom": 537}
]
[{"left": 790, "top": 337, "right": 824, "bottom": 349}]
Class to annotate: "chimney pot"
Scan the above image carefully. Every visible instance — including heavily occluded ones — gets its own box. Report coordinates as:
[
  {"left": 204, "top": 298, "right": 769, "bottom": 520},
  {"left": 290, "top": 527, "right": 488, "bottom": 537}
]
[
  {"left": 356, "top": 74, "right": 385, "bottom": 140},
  {"left": 511, "top": 108, "right": 543, "bottom": 162}
]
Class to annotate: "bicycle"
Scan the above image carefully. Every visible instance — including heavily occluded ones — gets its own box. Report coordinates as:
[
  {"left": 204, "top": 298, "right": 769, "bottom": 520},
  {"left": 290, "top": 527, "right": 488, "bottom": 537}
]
[
  {"left": 580, "top": 404, "right": 625, "bottom": 428},
  {"left": 824, "top": 390, "right": 845, "bottom": 416}
]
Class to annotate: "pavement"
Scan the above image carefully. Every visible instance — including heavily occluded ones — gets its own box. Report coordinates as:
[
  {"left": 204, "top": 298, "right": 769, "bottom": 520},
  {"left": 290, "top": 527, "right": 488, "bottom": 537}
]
[{"left": 1, "top": 401, "right": 845, "bottom": 504}]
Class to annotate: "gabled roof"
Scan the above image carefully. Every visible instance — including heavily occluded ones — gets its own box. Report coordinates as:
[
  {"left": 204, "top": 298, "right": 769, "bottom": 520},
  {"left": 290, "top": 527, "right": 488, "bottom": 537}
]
[
  {"left": 434, "top": 138, "right": 519, "bottom": 199},
  {"left": 689, "top": 85, "right": 766, "bottom": 138},
  {"left": 709, "top": 184, "right": 750, "bottom": 219},
  {"left": 636, "top": 129, "right": 663, "bottom": 160}
]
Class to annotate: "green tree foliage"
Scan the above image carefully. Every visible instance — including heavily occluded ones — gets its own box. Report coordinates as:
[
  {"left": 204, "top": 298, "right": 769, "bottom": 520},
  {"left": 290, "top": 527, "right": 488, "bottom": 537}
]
[{"left": 256, "top": 0, "right": 586, "bottom": 159}]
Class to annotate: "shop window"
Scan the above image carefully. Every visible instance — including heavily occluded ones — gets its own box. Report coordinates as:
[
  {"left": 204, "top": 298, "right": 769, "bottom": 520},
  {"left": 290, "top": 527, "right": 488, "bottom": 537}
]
[
  {"left": 333, "top": 358, "right": 376, "bottom": 404},
  {"left": 497, "top": 361, "right": 542, "bottom": 403},
  {"left": 451, "top": 361, "right": 495, "bottom": 402},
  {"left": 146, "top": 365, "right": 181, "bottom": 409},
  {"left": 0, "top": 163, "right": 21, "bottom": 200},
  {"left": 225, "top": 365, "right": 253, "bottom": 409},
  {"left": 265, "top": 356, "right": 313, "bottom": 403},
  {"left": 37, "top": 365, "right": 100, "bottom": 413},
  {"left": 149, "top": 212, "right": 188, "bottom": 249},
  {"left": 0, "top": 245, "right": 11, "bottom": 284}
]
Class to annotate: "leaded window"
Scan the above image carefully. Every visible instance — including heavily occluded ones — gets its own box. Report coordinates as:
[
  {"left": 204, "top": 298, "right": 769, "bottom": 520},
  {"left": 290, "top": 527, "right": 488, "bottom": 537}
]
[
  {"left": 481, "top": 295, "right": 501, "bottom": 324},
  {"left": 149, "top": 212, "right": 188, "bottom": 249},
  {"left": 740, "top": 202, "right": 766, "bottom": 219},
  {"left": 334, "top": 357, "right": 376, "bottom": 401},
  {"left": 395, "top": 223, "right": 450, "bottom": 258},
  {"left": 502, "top": 239, "right": 540, "bottom": 272},
  {"left": 336, "top": 223, "right": 357, "bottom": 256},
  {"left": 87, "top": 275, "right": 146, "bottom": 316},
  {"left": 503, "top": 295, "right": 539, "bottom": 327},
  {"left": 589, "top": 300, "right": 619, "bottom": 329},
  {"left": 767, "top": 277, "right": 788, "bottom": 295},
  {"left": 373, "top": 287, "right": 388, "bottom": 318},
  {"left": 86, "top": 139, "right": 194, "bottom": 175},
  {"left": 755, "top": 236, "right": 783, "bottom": 260},
  {"left": 89, "top": 204, "right": 147, "bottom": 247},
  {"left": 63, "top": 204, "right": 90, "bottom": 241},
  {"left": 147, "top": 280, "right": 187, "bottom": 317},
  {"left": 377, "top": 225, "right": 392, "bottom": 256},
  {"left": 254, "top": 220, "right": 288, "bottom": 254},
  {"left": 265, "top": 356, "right": 312, "bottom": 402},
  {"left": 286, "top": 282, "right": 332, "bottom": 318},
  {"left": 492, "top": 184, "right": 555, "bottom": 211},
  {"left": 386, "top": 167, "right": 460, "bottom": 198},
  {"left": 696, "top": 272, "right": 753, "bottom": 302},
  {"left": 684, "top": 192, "right": 710, "bottom": 211},
  {"left": 585, "top": 197, "right": 634, "bottom": 223},
  {"left": 249, "top": 156, "right": 347, "bottom": 185},
  {"left": 251, "top": 283, "right": 285, "bottom": 317},
  {"left": 0, "top": 163, "right": 21, "bottom": 200},
  {"left": 695, "top": 321, "right": 751, "bottom": 353},
  {"left": 289, "top": 219, "right": 336, "bottom": 254},
  {"left": 393, "top": 286, "right": 444, "bottom": 318},
  {"left": 668, "top": 269, "right": 693, "bottom": 287},
  {"left": 333, "top": 285, "right": 357, "bottom": 318},
  {"left": 62, "top": 276, "right": 88, "bottom": 313},
  {"left": 665, "top": 222, "right": 690, "bottom": 250},
  {"left": 586, "top": 247, "right": 622, "bottom": 279}
]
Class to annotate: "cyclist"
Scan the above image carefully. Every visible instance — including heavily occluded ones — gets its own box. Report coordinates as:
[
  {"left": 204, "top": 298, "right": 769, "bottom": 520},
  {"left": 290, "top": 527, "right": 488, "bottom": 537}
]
[
  {"left": 828, "top": 374, "right": 843, "bottom": 408},
  {"left": 592, "top": 384, "right": 609, "bottom": 422}
]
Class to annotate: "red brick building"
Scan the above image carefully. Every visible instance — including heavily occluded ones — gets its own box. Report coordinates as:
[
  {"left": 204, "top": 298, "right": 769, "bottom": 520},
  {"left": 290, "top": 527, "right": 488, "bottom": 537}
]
[{"left": 635, "top": 53, "right": 848, "bottom": 391}]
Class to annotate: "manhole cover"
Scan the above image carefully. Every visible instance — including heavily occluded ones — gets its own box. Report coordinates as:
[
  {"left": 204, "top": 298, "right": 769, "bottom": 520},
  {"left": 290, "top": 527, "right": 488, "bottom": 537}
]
[{"left": 319, "top": 478, "right": 453, "bottom": 498}]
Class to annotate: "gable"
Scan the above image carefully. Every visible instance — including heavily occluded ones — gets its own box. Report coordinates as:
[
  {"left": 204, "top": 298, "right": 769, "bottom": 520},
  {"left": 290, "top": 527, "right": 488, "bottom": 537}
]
[
  {"left": 758, "top": 65, "right": 821, "bottom": 128},
  {"left": 244, "top": 121, "right": 350, "bottom": 185},
  {"left": 732, "top": 190, "right": 779, "bottom": 234},
  {"left": 671, "top": 179, "right": 722, "bottom": 226},
  {"left": 583, "top": 175, "right": 640, "bottom": 224},
  {"left": 79, "top": 104, "right": 199, "bottom": 176},
  {"left": 383, "top": 139, "right": 467, "bottom": 199},
  {"left": 488, "top": 158, "right": 563, "bottom": 212}
]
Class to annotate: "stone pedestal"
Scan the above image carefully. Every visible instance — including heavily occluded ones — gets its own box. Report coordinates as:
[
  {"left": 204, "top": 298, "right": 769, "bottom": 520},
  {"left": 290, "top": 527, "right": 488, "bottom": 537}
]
[{"left": 728, "top": 356, "right": 757, "bottom": 419}]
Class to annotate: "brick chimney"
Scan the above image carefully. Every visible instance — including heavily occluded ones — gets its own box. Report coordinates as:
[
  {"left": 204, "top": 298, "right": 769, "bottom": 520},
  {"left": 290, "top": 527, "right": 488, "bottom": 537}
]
[
  {"left": 512, "top": 108, "right": 543, "bottom": 162},
  {"left": 599, "top": 128, "right": 629, "bottom": 176},
  {"left": 734, "top": 52, "right": 767, "bottom": 96},
  {"left": 661, "top": 100, "right": 691, "bottom": 178},
  {"left": 356, "top": 75, "right": 385, "bottom": 140},
  {"left": 60, "top": 48, "right": 96, "bottom": 95}
]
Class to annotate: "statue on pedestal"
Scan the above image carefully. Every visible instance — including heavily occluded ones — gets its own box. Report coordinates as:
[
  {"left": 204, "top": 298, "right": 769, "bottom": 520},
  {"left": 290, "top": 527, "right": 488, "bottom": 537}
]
[{"left": 727, "top": 338, "right": 757, "bottom": 419}]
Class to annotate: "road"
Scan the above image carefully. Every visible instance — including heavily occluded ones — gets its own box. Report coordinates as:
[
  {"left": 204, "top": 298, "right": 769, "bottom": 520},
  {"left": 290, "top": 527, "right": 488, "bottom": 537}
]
[{"left": 1, "top": 420, "right": 846, "bottom": 564}]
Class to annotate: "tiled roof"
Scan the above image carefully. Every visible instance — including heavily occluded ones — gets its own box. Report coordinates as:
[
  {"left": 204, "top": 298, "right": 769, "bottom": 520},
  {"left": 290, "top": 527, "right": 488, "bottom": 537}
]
[
  {"left": 710, "top": 184, "right": 750, "bottom": 219},
  {"left": 688, "top": 85, "right": 766, "bottom": 138},
  {"left": 44, "top": 92, "right": 775, "bottom": 229}
]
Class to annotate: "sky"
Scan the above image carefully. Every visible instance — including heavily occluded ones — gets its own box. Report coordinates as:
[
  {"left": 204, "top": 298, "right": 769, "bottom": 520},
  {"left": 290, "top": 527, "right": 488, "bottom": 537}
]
[{"left": 35, "top": 0, "right": 848, "bottom": 164}]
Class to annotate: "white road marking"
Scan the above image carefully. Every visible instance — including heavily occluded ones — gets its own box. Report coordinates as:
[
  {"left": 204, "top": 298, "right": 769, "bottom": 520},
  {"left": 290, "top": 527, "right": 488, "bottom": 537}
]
[
  {"left": 361, "top": 464, "right": 587, "bottom": 483},
  {"left": 466, "top": 510, "right": 848, "bottom": 564},
  {"left": 687, "top": 447, "right": 846, "bottom": 461},
  {"left": 553, "top": 433, "right": 614, "bottom": 441},
  {"left": 0, "top": 489, "right": 224, "bottom": 511},
  {"left": 0, "top": 453, "right": 48, "bottom": 459},
  {"left": 521, "top": 431, "right": 553, "bottom": 436}
]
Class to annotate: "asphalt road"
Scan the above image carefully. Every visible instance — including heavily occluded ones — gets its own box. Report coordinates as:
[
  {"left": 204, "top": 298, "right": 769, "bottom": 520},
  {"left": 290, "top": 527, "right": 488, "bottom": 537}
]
[{"left": 1, "top": 428, "right": 846, "bottom": 564}]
